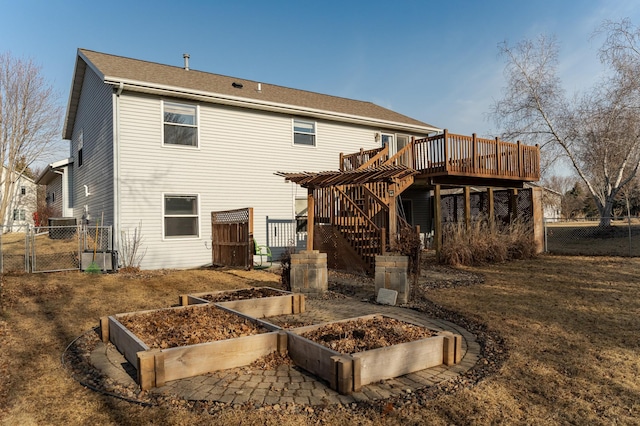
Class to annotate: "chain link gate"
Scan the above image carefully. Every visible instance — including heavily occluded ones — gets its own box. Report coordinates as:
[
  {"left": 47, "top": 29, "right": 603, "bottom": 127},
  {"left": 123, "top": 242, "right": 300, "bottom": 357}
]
[{"left": 30, "top": 225, "right": 82, "bottom": 273}]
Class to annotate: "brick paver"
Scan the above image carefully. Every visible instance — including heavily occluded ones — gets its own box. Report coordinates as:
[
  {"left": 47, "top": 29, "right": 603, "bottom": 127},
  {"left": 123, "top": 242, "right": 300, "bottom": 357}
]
[{"left": 91, "top": 296, "right": 480, "bottom": 406}]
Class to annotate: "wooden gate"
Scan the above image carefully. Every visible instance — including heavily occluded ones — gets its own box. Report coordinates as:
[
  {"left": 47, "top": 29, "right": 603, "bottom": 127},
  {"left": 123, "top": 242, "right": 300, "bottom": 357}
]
[{"left": 211, "top": 208, "right": 253, "bottom": 269}]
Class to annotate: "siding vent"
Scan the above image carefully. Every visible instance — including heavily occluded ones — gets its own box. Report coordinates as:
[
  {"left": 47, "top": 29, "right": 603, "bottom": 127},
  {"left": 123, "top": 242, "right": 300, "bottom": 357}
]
[
  {"left": 232, "top": 82, "right": 244, "bottom": 89},
  {"left": 183, "top": 53, "right": 190, "bottom": 71}
]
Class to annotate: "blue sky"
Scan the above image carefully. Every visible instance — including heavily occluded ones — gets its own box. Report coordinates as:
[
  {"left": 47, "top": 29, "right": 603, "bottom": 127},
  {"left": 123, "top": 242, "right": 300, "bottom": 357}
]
[{"left": 1, "top": 0, "right": 639, "bottom": 169}]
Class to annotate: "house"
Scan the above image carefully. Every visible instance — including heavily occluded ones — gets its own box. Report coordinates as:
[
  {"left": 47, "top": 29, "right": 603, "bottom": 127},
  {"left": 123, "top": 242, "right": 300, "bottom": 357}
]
[
  {"left": 1, "top": 167, "right": 38, "bottom": 232},
  {"left": 35, "top": 158, "right": 74, "bottom": 219},
  {"left": 45, "top": 49, "right": 443, "bottom": 270}
]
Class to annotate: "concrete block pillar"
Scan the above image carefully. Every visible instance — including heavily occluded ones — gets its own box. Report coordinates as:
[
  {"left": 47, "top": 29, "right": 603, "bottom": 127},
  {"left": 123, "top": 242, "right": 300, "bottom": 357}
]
[
  {"left": 375, "top": 254, "right": 409, "bottom": 304},
  {"left": 290, "top": 250, "right": 328, "bottom": 295}
]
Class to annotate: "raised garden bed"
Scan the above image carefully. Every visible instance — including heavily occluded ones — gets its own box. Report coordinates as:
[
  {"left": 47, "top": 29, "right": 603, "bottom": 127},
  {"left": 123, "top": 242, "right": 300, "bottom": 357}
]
[
  {"left": 179, "top": 287, "right": 305, "bottom": 318},
  {"left": 100, "top": 304, "right": 285, "bottom": 390},
  {"left": 287, "top": 314, "right": 462, "bottom": 394}
]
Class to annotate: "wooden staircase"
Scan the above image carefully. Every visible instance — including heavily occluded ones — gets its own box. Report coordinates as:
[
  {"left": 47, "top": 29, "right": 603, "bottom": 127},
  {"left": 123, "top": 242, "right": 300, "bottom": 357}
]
[{"left": 321, "top": 143, "right": 417, "bottom": 272}]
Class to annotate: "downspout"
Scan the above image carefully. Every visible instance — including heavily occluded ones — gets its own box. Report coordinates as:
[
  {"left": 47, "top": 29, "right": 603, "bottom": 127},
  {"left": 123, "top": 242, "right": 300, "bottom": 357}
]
[{"left": 113, "top": 82, "right": 123, "bottom": 264}]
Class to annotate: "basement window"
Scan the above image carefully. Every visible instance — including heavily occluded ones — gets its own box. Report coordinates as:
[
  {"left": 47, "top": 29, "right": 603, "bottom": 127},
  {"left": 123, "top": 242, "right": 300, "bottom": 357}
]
[
  {"left": 163, "top": 102, "right": 198, "bottom": 147},
  {"left": 164, "top": 194, "right": 199, "bottom": 238}
]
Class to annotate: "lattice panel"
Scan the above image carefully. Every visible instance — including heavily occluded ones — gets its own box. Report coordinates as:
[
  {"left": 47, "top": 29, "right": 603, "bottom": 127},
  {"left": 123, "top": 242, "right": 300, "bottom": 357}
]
[{"left": 211, "top": 208, "right": 251, "bottom": 224}]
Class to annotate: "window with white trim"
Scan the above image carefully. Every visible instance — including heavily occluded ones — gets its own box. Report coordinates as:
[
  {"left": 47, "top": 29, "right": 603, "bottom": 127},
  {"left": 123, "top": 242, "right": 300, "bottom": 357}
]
[
  {"left": 13, "top": 209, "right": 25, "bottom": 221},
  {"left": 293, "top": 119, "right": 316, "bottom": 146},
  {"left": 163, "top": 102, "right": 198, "bottom": 147},
  {"left": 164, "top": 194, "right": 199, "bottom": 238}
]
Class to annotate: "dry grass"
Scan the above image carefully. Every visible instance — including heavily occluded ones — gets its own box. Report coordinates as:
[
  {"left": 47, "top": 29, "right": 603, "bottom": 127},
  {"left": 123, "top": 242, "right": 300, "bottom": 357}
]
[
  {"left": 439, "top": 220, "right": 536, "bottom": 266},
  {"left": 1, "top": 257, "right": 640, "bottom": 425}
]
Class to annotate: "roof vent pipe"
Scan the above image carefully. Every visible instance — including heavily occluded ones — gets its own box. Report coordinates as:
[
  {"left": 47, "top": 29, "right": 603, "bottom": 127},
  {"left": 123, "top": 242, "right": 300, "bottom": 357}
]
[{"left": 183, "top": 53, "right": 190, "bottom": 71}]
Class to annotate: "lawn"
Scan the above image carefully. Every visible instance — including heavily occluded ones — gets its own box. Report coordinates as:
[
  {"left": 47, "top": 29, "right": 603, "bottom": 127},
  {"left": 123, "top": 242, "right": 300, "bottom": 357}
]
[{"left": 1, "top": 256, "right": 639, "bottom": 425}]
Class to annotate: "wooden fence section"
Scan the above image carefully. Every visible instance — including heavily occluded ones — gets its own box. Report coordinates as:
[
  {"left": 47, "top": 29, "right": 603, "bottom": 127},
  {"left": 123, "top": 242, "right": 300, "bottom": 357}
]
[
  {"left": 340, "top": 130, "right": 540, "bottom": 181},
  {"left": 211, "top": 207, "right": 253, "bottom": 269}
]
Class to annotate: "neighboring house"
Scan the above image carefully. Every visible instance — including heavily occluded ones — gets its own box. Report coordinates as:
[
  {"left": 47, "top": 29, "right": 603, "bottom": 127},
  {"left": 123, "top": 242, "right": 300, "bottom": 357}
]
[
  {"left": 539, "top": 186, "right": 562, "bottom": 222},
  {"left": 1, "top": 167, "right": 38, "bottom": 232},
  {"left": 36, "top": 158, "right": 74, "bottom": 219},
  {"left": 46, "top": 49, "right": 440, "bottom": 269}
]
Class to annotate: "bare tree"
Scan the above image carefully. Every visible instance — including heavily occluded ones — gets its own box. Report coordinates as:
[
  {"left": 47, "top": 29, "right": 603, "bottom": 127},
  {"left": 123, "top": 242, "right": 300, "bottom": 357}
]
[
  {"left": 492, "top": 21, "right": 640, "bottom": 226},
  {"left": 0, "top": 52, "right": 61, "bottom": 228}
]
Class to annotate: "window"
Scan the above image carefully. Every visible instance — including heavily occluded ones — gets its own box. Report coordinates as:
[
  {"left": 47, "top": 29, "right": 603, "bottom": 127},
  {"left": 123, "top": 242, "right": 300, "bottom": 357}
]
[
  {"left": 13, "top": 209, "right": 25, "bottom": 221},
  {"left": 20, "top": 186, "right": 26, "bottom": 196},
  {"left": 295, "top": 198, "right": 308, "bottom": 232},
  {"left": 78, "top": 130, "right": 84, "bottom": 167},
  {"left": 163, "top": 102, "right": 198, "bottom": 147},
  {"left": 293, "top": 119, "right": 316, "bottom": 146},
  {"left": 164, "top": 194, "right": 199, "bottom": 238}
]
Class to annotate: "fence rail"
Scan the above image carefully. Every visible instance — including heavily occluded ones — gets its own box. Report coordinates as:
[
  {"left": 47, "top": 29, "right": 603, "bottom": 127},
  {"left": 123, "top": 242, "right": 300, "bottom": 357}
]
[{"left": 544, "top": 217, "right": 640, "bottom": 257}]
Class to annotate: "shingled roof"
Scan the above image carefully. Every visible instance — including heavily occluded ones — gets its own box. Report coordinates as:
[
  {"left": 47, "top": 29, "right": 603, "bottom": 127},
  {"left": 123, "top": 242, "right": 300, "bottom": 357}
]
[{"left": 64, "top": 49, "right": 440, "bottom": 139}]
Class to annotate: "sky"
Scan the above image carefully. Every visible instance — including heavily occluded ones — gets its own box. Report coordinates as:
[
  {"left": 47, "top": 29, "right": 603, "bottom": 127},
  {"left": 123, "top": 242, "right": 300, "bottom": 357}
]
[{"left": 1, "top": 0, "right": 640, "bottom": 171}]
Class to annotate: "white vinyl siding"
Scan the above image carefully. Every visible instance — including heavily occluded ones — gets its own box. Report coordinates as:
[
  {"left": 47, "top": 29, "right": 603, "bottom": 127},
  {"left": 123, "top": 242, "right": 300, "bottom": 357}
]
[
  {"left": 117, "top": 92, "right": 427, "bottom": 269},
  {"left": 69, "top": 66, "right": 114, "bottom": 226},
  {"left": 47, "top": 175, "right": 63, "bottom": 216}
]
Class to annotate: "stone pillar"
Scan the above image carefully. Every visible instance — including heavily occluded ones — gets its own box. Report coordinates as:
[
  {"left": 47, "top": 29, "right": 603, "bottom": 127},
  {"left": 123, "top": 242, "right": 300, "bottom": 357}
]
[
  {"left": 375, "top": 254, "right": 409, "bottom": 304},
  {"left": 290, "top": 250, "right": 328, "bottom": 295}
]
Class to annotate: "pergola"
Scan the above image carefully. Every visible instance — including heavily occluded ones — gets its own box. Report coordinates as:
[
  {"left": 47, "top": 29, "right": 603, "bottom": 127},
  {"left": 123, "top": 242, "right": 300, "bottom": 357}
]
[{"left": 276, "top": 165, "right": 418, "bottom": 251}]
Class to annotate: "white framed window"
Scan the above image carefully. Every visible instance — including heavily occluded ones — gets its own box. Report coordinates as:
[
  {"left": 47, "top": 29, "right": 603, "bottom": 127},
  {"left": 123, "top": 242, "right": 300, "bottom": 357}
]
[
  {"left": 293, "top": 119, "right": 316, "bottom": 146},
  {"left": 163, "top": 194, "right": 199, "bottom": 238},
  {"left": 163, "top": 101, "right": 198, "bottom": 147},
  {"left": 13, "top": 209, "right": 25, "bottom": 221},
  {"left": 20, "top": 186, "right": 26, "bottom": 196}
]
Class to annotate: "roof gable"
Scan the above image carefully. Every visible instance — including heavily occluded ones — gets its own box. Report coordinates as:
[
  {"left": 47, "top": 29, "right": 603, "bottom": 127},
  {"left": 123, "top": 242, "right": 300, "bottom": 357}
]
[{"left": 64, "top": 49, "right": 440, "bottom": 140}]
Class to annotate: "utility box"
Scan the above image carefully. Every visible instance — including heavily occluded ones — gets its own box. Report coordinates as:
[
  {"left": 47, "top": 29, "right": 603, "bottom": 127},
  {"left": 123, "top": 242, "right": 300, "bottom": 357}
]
[{"left": 47, "top": 218, "right": 77, "bottom": 240}]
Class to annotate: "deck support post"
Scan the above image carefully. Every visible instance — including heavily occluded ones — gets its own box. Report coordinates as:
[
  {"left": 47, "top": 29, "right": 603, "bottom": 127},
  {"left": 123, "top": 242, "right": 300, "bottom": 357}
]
[
  {"left": 307, "top": 188, "right": 315, "bottom": 251},
  {"left": 389, "top": 183, "right": 398, "bottom": 250},
  {"left": 434, "top": 184, "right": 442, "bottom": 255},
  {"left": 464, "top": 186, "right": 471, "bottom": 231}
]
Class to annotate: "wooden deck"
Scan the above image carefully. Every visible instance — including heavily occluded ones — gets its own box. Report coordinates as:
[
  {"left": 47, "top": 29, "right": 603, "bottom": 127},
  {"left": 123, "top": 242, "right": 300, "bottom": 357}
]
[{"left": 340, "top": 130, "right": 540, "bottom": 184}]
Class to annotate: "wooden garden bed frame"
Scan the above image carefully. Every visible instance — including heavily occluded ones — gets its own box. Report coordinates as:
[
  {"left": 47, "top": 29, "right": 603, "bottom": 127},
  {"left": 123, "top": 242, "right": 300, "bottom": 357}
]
[
  {"left": 99, "top": 304, "right": 285, "bottom": 390},
  {"left": 287, "top": 314, "right": 462, "bottom": 394},
  {"left": 99, "top": 300, "right": 459, "bottom": 394},
  {"left": 179, "top": 287, "right": 305, "bottom": 318}
]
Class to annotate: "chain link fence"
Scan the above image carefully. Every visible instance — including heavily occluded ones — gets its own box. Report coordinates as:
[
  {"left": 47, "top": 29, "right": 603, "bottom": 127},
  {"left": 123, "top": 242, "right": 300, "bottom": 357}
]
[
  {"left": 544, "top": 218, "right": 640, "bottom": 257},
  {"left": 0, "top": 225, "right": 114, "bottom": 273}
]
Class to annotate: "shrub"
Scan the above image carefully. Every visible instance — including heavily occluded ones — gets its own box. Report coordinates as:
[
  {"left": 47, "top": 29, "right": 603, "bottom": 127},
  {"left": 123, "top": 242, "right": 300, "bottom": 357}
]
[
  {"left": 396, "top": 226, "right": 422, "bottom": 278},
  {"left": 439, "top": 218, "right": 535, "bottom": 266},
  {"left": 279, "top": 244, "right": 296, "bottom": 291}
]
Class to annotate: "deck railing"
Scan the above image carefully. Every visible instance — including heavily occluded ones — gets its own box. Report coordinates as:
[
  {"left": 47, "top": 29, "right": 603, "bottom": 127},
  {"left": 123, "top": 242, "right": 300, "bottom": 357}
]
[
  {"left": 339, "top": 145, "right": 388, "bottom": 171},
  {"left": 340, "top": 130, "right": 540, "bottom": 181},
  {"left": 414, "top": 130, "right": 539, "bottom": 180}
]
